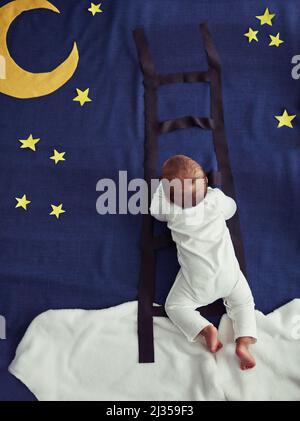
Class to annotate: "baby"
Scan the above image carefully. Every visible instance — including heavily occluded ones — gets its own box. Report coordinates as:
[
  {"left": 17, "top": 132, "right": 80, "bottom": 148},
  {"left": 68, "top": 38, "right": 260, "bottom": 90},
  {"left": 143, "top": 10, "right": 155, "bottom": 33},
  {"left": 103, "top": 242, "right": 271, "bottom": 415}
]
[{"left": 150, "top": 155, "right": 257, "bottom": 370}]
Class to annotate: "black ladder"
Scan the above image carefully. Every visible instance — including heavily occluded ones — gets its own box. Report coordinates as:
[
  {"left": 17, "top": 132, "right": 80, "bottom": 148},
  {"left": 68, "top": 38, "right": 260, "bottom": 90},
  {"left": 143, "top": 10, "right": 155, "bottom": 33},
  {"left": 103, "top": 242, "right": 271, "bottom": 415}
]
[{"left": 133, "top": 23, "right": 246, "bottom": 363}]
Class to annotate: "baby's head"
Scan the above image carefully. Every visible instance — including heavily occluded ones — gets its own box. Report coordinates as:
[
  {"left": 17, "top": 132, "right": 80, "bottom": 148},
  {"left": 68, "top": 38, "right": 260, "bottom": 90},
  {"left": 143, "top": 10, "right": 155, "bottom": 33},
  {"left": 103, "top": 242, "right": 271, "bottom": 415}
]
[{"left": 161, "top": 155, "right": 208, "bottom": 208}]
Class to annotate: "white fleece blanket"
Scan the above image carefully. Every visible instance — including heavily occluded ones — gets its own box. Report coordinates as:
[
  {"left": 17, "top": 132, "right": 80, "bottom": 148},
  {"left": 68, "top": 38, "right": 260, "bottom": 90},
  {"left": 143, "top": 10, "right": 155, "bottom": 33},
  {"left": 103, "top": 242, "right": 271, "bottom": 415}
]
[{"left": 9, "top": 300, "right": 300, "bottom": 401}]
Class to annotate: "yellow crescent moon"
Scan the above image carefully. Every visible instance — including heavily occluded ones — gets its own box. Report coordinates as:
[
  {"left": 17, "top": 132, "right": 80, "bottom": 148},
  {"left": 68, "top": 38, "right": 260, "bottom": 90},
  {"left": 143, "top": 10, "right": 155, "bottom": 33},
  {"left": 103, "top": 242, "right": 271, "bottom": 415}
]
[{"left": 0, "top": 0, "right": 79, "bottom": 99}]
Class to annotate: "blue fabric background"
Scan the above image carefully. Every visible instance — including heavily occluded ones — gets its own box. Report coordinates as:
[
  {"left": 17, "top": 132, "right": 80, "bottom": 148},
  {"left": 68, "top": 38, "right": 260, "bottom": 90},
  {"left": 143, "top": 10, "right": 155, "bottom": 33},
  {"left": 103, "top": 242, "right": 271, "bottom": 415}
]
[{"left": 0, "top": 0, "right": 299, "bottom": 400}]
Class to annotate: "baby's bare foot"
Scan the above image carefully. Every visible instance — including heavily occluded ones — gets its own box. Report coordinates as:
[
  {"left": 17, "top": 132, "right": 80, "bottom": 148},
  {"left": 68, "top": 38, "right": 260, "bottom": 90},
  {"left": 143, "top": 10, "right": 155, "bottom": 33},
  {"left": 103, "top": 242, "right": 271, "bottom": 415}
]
[
  {"left": 200, "top": 325, "right": 223, "bottom": 353},
  {"left": 236, "top": 337, "right": 256, "bottom": 370}
]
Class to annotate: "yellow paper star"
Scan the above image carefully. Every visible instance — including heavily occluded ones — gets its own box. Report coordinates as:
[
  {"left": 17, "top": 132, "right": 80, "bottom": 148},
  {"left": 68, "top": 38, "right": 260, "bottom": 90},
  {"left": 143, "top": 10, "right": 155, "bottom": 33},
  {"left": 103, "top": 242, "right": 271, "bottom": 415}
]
[
  {"left": 50, "top": 204, "right": 66, "bottom": 219},
  {"left": 15, "top": 195, "right": 31, "bottom": 211},
  {"left": 73, "top": 89, "right": 92, "bottom": 106},
  {"left": 88, "top": 3, "right": 103, "bottom": 16},
  {"left": 256, "top": 8, "right": 276, "bottom": 26},
  {"left": 244, "top": 28, "right": 258, "bottom": 43},
  {"left": 19, "top": 134, "right": 40, "bottom": 151},
  {"left": 275, "top": 110, "right": 296, "bottom": 128},
  {"left": 269, "top": 33, "right": 284, "bottom": 47},
  {"left": 50, "top": 149, "right": 66, "bottom": 165}
]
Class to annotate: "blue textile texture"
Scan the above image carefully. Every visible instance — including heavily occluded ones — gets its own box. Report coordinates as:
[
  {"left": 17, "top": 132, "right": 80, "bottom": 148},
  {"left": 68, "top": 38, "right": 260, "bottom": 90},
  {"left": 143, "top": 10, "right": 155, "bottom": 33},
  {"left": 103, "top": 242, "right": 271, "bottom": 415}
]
[{"left": 0, "top": 0, "right": 299, "bottom": 400}]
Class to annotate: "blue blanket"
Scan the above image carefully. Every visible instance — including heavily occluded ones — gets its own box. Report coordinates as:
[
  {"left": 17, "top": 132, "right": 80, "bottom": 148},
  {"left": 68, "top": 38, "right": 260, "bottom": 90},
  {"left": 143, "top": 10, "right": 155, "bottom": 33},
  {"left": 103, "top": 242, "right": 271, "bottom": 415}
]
[{"left": 0, "top": 0, "right": 299, "bottom": 400}]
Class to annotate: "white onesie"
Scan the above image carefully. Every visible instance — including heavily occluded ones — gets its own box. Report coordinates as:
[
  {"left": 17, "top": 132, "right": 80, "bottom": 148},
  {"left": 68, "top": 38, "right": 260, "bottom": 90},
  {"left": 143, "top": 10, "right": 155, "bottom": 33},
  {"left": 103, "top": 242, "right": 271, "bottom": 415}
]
[{"left": 150, "top": 182, "right": 257, "bottom": 342}]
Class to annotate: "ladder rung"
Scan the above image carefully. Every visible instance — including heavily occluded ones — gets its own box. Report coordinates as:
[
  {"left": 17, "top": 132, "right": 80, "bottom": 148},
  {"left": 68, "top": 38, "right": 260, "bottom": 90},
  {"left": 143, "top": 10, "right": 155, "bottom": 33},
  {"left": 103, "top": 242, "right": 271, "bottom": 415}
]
[
  {"left": 152, "top": 233, "right": 174, "bottom": 250},
  {"left": 153, "top": 306, "right": 167, "bottom": 317},
  {"left": 207, "top": 171, "right": 222, "bottom": 186},
  {"left": 158, "top": 70, "right": 210, "bottom": 85},
  {"left": 158, "top": 116, "right": 214, "bottom": 134}
]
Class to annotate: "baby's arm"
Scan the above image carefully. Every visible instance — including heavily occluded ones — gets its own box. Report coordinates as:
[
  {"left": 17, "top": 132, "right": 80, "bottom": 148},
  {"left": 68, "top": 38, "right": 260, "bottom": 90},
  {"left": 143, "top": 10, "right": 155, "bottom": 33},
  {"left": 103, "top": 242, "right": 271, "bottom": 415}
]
[
  {"left": 150, "top": 182, "right": 169, "bottom": 222},
  {"left": 214, "top": 188, "right": 237, "bottom": 220}
]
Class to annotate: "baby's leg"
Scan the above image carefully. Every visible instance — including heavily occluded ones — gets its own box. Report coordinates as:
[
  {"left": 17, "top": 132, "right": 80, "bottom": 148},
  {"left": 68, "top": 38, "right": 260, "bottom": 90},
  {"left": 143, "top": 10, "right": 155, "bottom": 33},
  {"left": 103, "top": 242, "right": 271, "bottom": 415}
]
[
  {"left": 223, "top": 271, "right": 257, "bottom": 370},
  {"left": 235, "top": 337, "right": 256, "bottom": 370},
  {"left": 199, "top": 324, "right": 223, "bottom": 353},
  {"left": 165, "top": 271, "right": 222, "bottom": 352}
]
